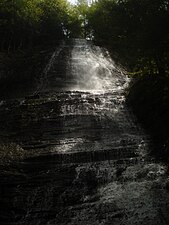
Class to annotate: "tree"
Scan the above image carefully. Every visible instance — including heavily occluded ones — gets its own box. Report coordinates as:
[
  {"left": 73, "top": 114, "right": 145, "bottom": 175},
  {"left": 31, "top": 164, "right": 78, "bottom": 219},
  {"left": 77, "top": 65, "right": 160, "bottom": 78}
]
[
  {"left": 88, "top": 0, "right": 169, "bottom": 75},
  {"left": 0, "top": 0, "right": 81, "bottom": 50}
]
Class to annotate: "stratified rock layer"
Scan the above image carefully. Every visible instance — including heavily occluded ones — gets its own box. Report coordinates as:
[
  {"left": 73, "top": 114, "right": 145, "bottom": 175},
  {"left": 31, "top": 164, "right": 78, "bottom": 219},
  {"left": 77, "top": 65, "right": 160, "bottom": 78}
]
[{"left": 0, "top": 39, "right": 169, "bottom": 225}]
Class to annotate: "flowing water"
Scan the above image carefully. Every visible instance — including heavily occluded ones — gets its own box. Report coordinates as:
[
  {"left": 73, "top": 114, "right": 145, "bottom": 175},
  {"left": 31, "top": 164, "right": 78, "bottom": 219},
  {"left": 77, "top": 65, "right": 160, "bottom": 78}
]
[{"left": 0, "top": 39, "right": 169, "bottom": 225}]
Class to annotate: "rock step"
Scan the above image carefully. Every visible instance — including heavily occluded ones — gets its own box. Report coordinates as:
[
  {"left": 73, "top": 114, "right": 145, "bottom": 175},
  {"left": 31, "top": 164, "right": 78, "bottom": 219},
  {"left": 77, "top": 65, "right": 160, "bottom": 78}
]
[{"left": 24, "top": 146, "right": 138, "bottom": 165}]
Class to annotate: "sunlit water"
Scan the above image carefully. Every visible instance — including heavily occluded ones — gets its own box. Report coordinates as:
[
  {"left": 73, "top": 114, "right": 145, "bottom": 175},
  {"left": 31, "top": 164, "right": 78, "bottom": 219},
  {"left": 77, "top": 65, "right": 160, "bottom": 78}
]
[
  {"left": 69, "top": 39, "right": 127, "bottom": 92},
  {"left": 0, "top": 39, "right": 169, "bottom": 225}
]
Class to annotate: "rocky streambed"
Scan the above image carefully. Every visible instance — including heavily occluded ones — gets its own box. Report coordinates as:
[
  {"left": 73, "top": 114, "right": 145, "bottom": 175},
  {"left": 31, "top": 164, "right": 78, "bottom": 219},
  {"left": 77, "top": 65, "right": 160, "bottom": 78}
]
[{"left": 0, "top": 39, "right": 169, "bottom": 225}]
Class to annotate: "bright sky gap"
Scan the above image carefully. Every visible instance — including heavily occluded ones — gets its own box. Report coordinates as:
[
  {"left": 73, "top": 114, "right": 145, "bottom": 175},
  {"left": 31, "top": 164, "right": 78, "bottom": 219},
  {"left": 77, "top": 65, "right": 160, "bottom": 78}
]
[
  {"left": 68, "top": 0, "right": 76, "bottom": 4},
  {"left": 68, "top": 0, "right": 95, "bottom": 5}
]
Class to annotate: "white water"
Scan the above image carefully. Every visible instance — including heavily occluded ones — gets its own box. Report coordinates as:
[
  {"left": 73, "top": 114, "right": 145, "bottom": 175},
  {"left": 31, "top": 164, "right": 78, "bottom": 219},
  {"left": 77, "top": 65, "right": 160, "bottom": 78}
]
[
  {"left": 1, "top": 39, "right": 168, "bottom": 225},
  {"left": 69, "top": 39, "right": 128, "bottom": 92},
  {"left": 38, "top": 39, "right": 129, "bottom": 94}
]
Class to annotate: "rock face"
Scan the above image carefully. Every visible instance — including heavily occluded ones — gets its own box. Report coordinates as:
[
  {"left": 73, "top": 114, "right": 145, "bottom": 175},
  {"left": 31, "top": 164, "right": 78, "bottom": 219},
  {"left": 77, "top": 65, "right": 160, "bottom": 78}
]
[{"left": 0, "top": 39, "right": 169, "bottom": 225}]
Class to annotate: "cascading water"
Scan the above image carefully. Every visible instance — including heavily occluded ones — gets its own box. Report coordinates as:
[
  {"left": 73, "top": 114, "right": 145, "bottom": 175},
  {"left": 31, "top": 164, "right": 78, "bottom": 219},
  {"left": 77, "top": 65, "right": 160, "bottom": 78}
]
[
  {"left": 0, "top": 39, "right": 169, "bottom": 225},
  {"left": 69, "top": 39, "right": 122, "bottom": 91}
]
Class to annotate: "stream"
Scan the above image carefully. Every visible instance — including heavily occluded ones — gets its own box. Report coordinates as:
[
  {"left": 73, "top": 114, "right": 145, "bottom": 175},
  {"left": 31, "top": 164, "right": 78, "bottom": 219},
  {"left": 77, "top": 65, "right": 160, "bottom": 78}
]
[{"left": 0, "top": 39, "right": 169, "bottom": 225}]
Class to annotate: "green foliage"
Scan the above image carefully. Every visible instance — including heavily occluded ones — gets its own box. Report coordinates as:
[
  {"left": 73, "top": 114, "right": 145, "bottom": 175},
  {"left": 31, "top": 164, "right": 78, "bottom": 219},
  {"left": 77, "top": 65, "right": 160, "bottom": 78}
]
[
  {"left": 0, "top": 0, "right": 84, "bottom": 50},
  {"left": 2, "top": 0, "right": 168, "bottom": 76},
  {"left": 88, "top": 0, "right": 169, "bottom": 76},
  {"left": 62, "top": 0, "right": 91, "bottom": 38},
  {"left": 39, "top": 0, "right": 69, "bottom": 40},
  {"left": 0, "top": 0, "right": 43, "bottom": 50},
  {"left": 65, "top": 5, "right": 83, "bottom": 38}
]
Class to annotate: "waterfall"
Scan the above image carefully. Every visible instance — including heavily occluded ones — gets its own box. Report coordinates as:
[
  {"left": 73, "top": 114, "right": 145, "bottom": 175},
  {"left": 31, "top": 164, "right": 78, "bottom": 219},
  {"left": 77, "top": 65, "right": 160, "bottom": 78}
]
[{"left": 0, "top": 39, "right": 168, "bottom": 225}]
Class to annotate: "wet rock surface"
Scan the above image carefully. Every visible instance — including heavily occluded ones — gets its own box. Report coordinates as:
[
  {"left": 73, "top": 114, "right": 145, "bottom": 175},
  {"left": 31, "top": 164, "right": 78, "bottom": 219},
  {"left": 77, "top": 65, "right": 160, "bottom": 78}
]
[{"left": 0, "top": 39, "right": 169, "bottom": 225}]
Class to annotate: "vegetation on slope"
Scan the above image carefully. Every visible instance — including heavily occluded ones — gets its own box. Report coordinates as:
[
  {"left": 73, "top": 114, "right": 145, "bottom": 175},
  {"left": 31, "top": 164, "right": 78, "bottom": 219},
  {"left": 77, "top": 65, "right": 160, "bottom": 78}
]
[
  {"left": 0, "top": 0, "right": 89, "bottom": 97},
  {"left": 87, "top": 0, "right": 169, "bottom": 158},
  {"left": 0, "top": 0, "right": 90, "bottom": 51}
]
